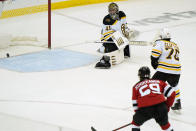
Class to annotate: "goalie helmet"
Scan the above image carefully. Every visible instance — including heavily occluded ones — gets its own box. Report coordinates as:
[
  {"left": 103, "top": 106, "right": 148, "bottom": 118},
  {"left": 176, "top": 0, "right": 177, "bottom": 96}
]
[
  {"left": 108, "top": 2, "right": 119, "bottom": 20},
  {"left": 159, "top": 28, "right": 171, "bottom": 39},
  {"left": 138, "top": 66, "right": 150, "bottom": 80}
]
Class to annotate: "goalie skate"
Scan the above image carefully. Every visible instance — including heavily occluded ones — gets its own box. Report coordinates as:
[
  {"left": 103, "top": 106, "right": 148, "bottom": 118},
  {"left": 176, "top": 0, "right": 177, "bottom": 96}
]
[{"left": 95, "top": 55, "right": 111, "bottom": 69}]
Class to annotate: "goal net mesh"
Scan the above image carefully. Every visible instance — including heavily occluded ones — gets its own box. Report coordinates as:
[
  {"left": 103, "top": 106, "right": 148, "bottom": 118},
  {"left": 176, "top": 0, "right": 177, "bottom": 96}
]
[{"left": 0, "top": 0, "right": 53, "bottom": 58}]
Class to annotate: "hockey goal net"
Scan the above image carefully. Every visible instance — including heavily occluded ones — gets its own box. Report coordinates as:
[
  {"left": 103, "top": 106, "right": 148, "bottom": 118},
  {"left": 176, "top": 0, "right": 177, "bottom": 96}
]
[{"left": 0, "top": 0, "right": 53, "bottom": 58}]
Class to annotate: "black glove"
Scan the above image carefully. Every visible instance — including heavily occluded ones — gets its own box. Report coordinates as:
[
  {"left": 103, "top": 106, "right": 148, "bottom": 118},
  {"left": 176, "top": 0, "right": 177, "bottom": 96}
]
[{"left": 151, "top": 56, "right": 159, "bottom": 69}]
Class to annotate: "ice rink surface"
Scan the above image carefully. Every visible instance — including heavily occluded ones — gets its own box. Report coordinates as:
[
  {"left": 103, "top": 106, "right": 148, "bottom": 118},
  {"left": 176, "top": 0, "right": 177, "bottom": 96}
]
[{"left": 0, "top": 0, "right": 196, "bottom": 130}]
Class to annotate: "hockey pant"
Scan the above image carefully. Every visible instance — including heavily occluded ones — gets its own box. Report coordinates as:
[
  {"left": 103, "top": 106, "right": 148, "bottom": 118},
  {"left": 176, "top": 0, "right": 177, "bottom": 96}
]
[{"left": 131, "top": 102, "right": 173, "bottom": 131}]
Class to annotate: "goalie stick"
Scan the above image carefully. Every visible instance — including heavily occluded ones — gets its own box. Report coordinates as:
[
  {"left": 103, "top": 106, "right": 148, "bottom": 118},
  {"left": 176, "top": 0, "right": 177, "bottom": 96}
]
[{"left": 94, "top": 40, "right": 153, "bottom": 46}]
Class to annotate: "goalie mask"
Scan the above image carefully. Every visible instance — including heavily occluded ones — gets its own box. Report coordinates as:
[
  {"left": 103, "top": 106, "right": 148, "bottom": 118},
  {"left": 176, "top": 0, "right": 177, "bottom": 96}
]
[
  {"left": 138, "top": 66, "right": 151, "bottom": 81},
  {"left": 108, "top": 2, "right": 119, "bottom": 20}
]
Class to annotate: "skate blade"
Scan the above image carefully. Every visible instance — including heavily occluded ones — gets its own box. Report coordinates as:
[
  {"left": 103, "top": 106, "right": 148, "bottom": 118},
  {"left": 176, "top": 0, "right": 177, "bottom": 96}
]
[
  {"left": 95, "top": 66, "right": 111, "bottom": 69},
  {"left": 172, "top": 109, "right": 182, "bottom": 115}
]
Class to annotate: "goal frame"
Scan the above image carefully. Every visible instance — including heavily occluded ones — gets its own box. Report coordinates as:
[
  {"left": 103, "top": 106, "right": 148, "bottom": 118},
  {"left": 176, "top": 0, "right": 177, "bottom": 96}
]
[{"left": 48, "top": 0, "right": 51, "bottom": 49}]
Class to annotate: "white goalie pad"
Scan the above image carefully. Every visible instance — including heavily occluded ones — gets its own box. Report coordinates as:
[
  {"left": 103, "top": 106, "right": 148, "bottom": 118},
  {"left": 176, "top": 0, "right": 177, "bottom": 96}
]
[
  {"left": 97, "top": 31, "right": 129, "bottom": 53},
  {"left": 96, "top": 31, "right": 129, "bottom": 66},
  {"left": 96, "top": 31, "right": 130, "bottom": 66},
  {"left": 105, "top": 48, "right": 124, "bottom": 66},
  {"left": 111, "top": 31, "right": 129, "bottom": 50}
]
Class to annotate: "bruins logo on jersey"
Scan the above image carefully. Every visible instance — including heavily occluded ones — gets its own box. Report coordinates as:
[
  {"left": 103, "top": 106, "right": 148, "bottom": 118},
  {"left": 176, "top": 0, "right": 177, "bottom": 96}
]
[{"left": 105, "top": 18, "right": 111, "bottom": 23}]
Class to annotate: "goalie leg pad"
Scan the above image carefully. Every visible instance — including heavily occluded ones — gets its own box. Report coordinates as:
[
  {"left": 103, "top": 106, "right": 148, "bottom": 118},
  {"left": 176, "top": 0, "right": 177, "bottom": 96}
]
[
  {"left": 105, "top": 48, "right": 125, "bottom": 66},
  {"left": 95, "top": 48, "right": 125, "bottom": 69}
]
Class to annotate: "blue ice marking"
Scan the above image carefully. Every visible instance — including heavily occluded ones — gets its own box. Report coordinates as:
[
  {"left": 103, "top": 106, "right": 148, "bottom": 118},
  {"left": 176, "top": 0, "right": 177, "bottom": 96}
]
[{"left": 0, "top": 49, "right": 99, "bottom": 72}]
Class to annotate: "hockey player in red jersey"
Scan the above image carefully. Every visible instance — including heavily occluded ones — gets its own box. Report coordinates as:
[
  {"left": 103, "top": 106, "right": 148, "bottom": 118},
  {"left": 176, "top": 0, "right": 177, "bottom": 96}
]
[{"left": 131, "top": 66, "right": 175, "bottom": 131}]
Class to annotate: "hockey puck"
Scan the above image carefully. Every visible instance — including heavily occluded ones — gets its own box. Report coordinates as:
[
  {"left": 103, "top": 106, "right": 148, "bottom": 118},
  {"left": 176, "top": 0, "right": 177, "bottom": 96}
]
[{"left": 6, "top": 53, "right": 10, "bottom": 58}]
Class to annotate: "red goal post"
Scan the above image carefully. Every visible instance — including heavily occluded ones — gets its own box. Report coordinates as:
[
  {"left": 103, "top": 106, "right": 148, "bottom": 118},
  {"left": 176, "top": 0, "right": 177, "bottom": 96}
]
[{"left": 48, "top": 0, "right": 51, "bottom": 49}]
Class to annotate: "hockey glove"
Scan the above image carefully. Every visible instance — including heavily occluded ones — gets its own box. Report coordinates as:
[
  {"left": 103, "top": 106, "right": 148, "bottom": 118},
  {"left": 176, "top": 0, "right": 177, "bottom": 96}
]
[{"left": 151, "top": 56, "right": 159, "bottom": 69}]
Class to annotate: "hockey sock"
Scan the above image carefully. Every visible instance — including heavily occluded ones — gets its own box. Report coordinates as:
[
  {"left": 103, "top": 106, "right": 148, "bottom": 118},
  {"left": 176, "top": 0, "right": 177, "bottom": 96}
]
[{"left": 173, "top": 84, "right": 181, "bottom": 104}]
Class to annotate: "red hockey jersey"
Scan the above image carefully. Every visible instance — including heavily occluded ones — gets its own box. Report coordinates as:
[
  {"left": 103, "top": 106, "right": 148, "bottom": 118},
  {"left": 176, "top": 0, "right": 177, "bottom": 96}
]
[{"left": 132, "top": 79, "right": 175, "bottom": 111}]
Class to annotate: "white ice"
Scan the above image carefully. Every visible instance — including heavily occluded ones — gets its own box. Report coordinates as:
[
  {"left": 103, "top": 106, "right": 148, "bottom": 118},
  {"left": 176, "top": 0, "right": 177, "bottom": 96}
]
[{"left": 0, "top": 0, "right": 196, "bottom": 130}]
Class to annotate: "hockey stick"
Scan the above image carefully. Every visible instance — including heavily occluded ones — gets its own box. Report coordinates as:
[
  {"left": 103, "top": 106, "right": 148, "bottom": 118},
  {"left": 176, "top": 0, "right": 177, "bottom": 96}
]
[
  {"left": 128, "top": 41, "right": 153, "bottom": 46},
  {"left": 94, "top": 41, "right": 153, "bottom": 46},
  {"left": 91, "top": 123, "right": 131, "bottom": 131},
  {"left": 91, "top": 126, "right": 97, "bottom": 131},
  {"left": 112, "top": 123, "right": 132, "bottom": 131}
]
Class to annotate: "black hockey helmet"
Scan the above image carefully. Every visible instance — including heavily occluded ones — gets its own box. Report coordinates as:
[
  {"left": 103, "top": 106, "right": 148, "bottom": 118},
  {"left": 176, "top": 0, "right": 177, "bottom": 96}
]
[
  {"left": 138, "top": 66, "right": 151, "bottom": 80},
  {"left": 108, "top": 2, "right": 119, "bottom": 20}
]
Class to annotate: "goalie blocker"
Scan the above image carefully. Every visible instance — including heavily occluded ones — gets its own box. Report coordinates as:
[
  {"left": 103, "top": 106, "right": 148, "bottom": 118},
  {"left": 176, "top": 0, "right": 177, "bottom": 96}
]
[{"left": 95, "top": 31, "right": 130, "bottom": 69}]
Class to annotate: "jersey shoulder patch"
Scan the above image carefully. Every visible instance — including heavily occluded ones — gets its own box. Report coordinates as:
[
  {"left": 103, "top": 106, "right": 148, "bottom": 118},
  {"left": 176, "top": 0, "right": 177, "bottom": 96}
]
[{"left": 103, "top": 15, "right": 116, "bottom": 25}]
